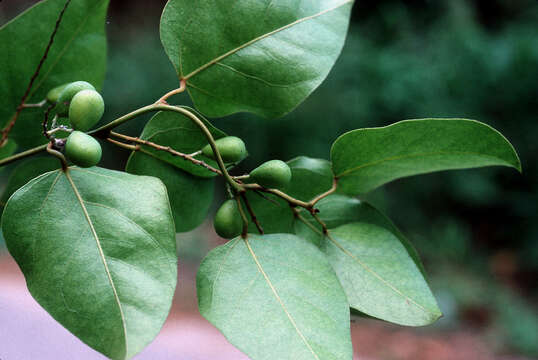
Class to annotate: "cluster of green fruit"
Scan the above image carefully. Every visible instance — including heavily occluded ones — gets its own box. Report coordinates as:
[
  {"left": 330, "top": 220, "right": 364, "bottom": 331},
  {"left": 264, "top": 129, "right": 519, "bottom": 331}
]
[
  {"left": 46, "top": 81, "right": 104, "bottom": 168},
  {"left": 205, "top": 136, "right": 292, "bottom": 239}
]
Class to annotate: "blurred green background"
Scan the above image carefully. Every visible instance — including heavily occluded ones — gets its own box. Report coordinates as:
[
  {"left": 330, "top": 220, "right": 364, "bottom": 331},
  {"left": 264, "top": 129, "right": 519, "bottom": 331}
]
[{"left": 1, "top": 0, "right": 537, "bottom": 358}]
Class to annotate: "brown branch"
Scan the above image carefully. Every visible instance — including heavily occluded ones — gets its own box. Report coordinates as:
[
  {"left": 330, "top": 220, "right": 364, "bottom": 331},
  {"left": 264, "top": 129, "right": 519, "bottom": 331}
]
[
  {"left": 109, "top": 131, "right": 222, "bottom": 175},
  {"left": 107, "top": 138, "right": 138, "bottom": 151},
  {"left": 42, "top": 104, "right": 56, "bottom": 140},
  {"left": 156, "top": 79, "right": 187, "bottom": 104},
  {"left": 310, "top": 178, "right": 338, "bottom": 206},
  {"left": 240, "top": 192, "right": 264, "bottom": 235},
  {"left": 0, "top": 0, "right": 73, "bottom": 147}
]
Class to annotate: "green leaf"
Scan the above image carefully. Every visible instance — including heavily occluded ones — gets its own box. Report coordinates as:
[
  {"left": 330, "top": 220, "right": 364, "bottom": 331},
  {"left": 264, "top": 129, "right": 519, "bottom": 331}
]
[
  {"left": 294, "top": 194, "right": 425, "bottom": 275},
  {"left": 197, "top": 234, "right": 352, "bottom": 360},
  {"left": 126, "top": 151, "right": 214, "bottom": 233},
  {"left": 160, "top": 0, "right": 354, "bottom": 119},
  {"left": 0, "top": 156, "right": 60, "bottom": 217},
  {"left": 331, "top": 119, "right": 522, "bottom": 194},
  {"left": 1, "top": 0, "right": 109, "bottom": 149},
  {"left": 2, "top": 167, "right": 177, "bottom": 359},
  {"left": 134, "top": 110, "right": 227, "bottom": 178},
  {"left": 285, "top": 156, "right": 334, "bottom": 201},
  {"left": 324, "top": 222, "right": 441, "bottom": 326},
  {"left": 246, "top": 156, "right": 333, "bottom": 234},
  {"left": 0, "top": 139, "right": 17, "bottom": 161}
]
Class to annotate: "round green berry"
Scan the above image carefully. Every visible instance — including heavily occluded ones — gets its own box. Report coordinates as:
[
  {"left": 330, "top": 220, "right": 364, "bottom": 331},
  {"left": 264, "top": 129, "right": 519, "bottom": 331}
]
[
  {"left": 56, "top": 81, "right": 95, "bottom": 116},
  {"left": 64, "top": 131, "right": 102, "bottom": 168},
  {"left": 214, "top": 199, "right": 243, "bottom": 239},
  {"left": 250, "top": 160, "right": 292, "bottom": 190},
  {"left": 68, "top": 89, "right": 104, "bottom": 131},
  {"left": 46, "top": 83, "right": 70, "bottom": 103},
  {"left": 202, "top": 136, "right": 247, "bottom": 163}
]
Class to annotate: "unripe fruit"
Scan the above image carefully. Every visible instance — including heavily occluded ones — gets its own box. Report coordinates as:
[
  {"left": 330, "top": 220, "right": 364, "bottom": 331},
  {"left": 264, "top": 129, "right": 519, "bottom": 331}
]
[
  {"left": 56, "top": 81, "right": 95, "bottom": 116},
  {"left": 202, "top": 136, "right": 247, "bottom": 163},
  {"left": 68, "top": 90, "right": 105, "bottom": 131},
  {"left": 214, "top": 199, "right": 243, "bottom": 239},
  {"left": 64, "top": 131, "right": 102, "bottom": 168},
  {"left": 250, "top": 160, "right": 292, "bottom": 190},
  {"left": 46, "top": 83, "right": 70, "bottom": 103}
]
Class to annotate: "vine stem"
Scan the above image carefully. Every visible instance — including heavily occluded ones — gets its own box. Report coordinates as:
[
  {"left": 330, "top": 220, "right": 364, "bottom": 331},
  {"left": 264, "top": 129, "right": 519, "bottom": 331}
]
[
  {"left": 45, "top": 142, "right": 67, "bottom": 171},
  {"left": 109, "top": 131, "right": 222, "bottom": 175},
  {"left": 0, "top": 0, "right": 72, "bottom": 147},
  {"left": 156, "top": 79, "right": 186, "bottom": 104},
  {"left": 235, "top": 196, "right": 250, "bottom": 238}
]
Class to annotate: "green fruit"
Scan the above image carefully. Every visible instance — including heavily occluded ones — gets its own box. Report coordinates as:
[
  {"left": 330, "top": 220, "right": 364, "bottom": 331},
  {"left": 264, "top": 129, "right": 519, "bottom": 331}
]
[
  {"left": 202, "top": 136, "right": 247, "bottom": 163},
  {"left": 46, "top": 83, "right": 70, "bottom": 103},
  {"left": 68, "top": 90, "right": 105, "bottom": 131},
  {"left": 64, "top": 131, "right": 102, "bottom": 168},
  {"left": 250, "top": 160, "right": 292, "bottom": 190},
  {"left": 214, "top": 199, "right": 243, "bottom": 239},
  {"left": 56, "top": 81, "right": 95, "bottom": 116}
]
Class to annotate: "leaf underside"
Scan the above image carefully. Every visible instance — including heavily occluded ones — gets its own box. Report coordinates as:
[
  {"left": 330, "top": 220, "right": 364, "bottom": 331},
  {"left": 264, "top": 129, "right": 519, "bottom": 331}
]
[
  {"left": 197, "top": 233, "right": 352, "bottom": 360},
  {"left": 2, "top": 167, "right": 177, "bottom": 360}
]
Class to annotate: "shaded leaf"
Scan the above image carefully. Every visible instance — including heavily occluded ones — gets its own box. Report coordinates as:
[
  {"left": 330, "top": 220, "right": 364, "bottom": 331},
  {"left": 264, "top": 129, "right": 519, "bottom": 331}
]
[
  {"left": 2, "top": 167, "right": 177, "bottom": 359},
  {"left": 134, "top": 110, "right": 227, "bottom": 178},
  {"left": 160, "top": 0, "right": 354, "bottom": 119},
  {"left": 197, "top": 233, "right": 352, "bottom": 360},
  {"left": 0, "top": 139, "right": 17, "bottom": 162},
  {"left": 126, "top": 151, "right": 214, "bottom": 233},
  {"left": 331, "top": 119, "right": 522, "bottom": 194},
  {"left": 0, "top": 0, "right": 109, "bottom": 149},
  {"left": 247, "top": 156, "right": 333, "bottom": 234}
]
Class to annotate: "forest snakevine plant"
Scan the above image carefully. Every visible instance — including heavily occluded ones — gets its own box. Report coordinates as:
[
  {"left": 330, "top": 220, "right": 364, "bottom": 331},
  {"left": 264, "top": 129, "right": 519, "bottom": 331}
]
[{"left": 0, "top": 1, "right": 522, "bottom": 359}]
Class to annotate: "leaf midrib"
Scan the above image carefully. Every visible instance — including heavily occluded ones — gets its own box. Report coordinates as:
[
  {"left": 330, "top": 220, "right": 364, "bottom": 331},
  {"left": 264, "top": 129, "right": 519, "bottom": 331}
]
[
  {"left": 325, "top": 232, "right": 432, "bottom": 316},
  {"left": 64, "top": 170, "right": 128, "bottom": 356},
  {"left": 244, "top": 238, "right": 320, "bottom": 360},
  {"left": 182, "top": 0, "right": 353, "bottom": 81},
  {"left": 336, "top": 150, "right": 514, "bottom": 178}
]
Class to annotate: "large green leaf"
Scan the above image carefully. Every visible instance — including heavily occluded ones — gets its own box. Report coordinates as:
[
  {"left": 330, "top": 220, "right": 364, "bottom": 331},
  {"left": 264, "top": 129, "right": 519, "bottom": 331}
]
[
  {"left": 160, "top": 0, "right": 354, "bottom": 119},
  {"left": 294, "top": 194, "right": 425, "bottom": 275},
  {"left": 197, "top": 234, "right": 352, "bottom": 360},
  {"left": 1, "top": 0, "right": 109, "bottom": 149},
  {"left": 331, "top": 119, "right": 522, "bottom": 194},
  {"left": 134, "top": 110, "right": 227, "bottom": 178},
  {"left": 247, "top": 156, "right": 333, "bottom": 234},
  {"left": 126, "top": 151, "right": 214, "bottom": 233},
  {"left": 324, "top": 222, "right": 441, "bottom": 326},
  {"left": 0, "top": 156, "right": 60, "bottom": 217},
  {"left": 2, "top": 167, "right": 177, "bottom": 359}
]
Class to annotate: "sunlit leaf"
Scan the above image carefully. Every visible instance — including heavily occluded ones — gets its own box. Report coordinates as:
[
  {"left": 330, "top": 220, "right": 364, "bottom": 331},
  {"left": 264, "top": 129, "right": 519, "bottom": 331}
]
[
  {"left": 160, "top": 0, "right": 354, "bottom": 119},
  {"left": 197, "top": 233, "right": 352, "bottom": 360},
  {"left": 2, "top": 167, "right": 177, "bottom": 359},
  {"left": 331, "top": 119, "right": 522, "bottom": 194}
]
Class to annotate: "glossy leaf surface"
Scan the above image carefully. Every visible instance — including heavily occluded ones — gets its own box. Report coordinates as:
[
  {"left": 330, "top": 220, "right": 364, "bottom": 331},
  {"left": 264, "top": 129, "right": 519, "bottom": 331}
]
[
  {"left": 331, "top": 119, "right": 522, "bottom": 194},
  {"left": 126, "top": 151, "right": 214, "bottom": 233},
  {"left": 2, "top": 167, "right": 177, "bottom": 359},
  {"left": 197, "top": 234, "right": 352, "bottom": 360},
  {"left": 160, "top": 0, "right": 354, "bottom": 118},
  {"left": 0, "top": 0, "right": 109, "bottom": 149},
  {"left": 134, "top": 110, "right": 226, "bottom": 178}
]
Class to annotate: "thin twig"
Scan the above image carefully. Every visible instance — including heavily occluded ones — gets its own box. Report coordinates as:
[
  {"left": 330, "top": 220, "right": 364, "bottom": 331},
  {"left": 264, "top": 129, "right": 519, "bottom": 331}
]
[
  {"left": 22, "top": 100, "right": 47, "bottom": 108},
  {"left": 241, "top": 192, "right": 264, "bottom": 235},
  {"left": 0, "top": 0, "right": 73, "bottom": 146},
  {"left": 46, "top": 142, "right": 68, "bottom": 171},
  {"left": 107, "top": 138, "right": 138, "bottom": 151},
  {"left": 109, "top": 131, "right": 222, "bottom": 175},
  {"left": 292, "top": 208, "right": 323, "bottom": 236},
  {"left": 42, "top": 104, "right": 56, "bottom": 140},
  {"left": 235, "top": 196, "right": 250, "bottom": 239}
]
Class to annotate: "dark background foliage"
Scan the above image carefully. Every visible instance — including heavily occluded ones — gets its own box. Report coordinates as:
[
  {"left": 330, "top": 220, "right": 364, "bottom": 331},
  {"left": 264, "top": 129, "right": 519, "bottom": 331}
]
[{"left": 1, "top": 0, "right": 537, "bottom": 357}]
